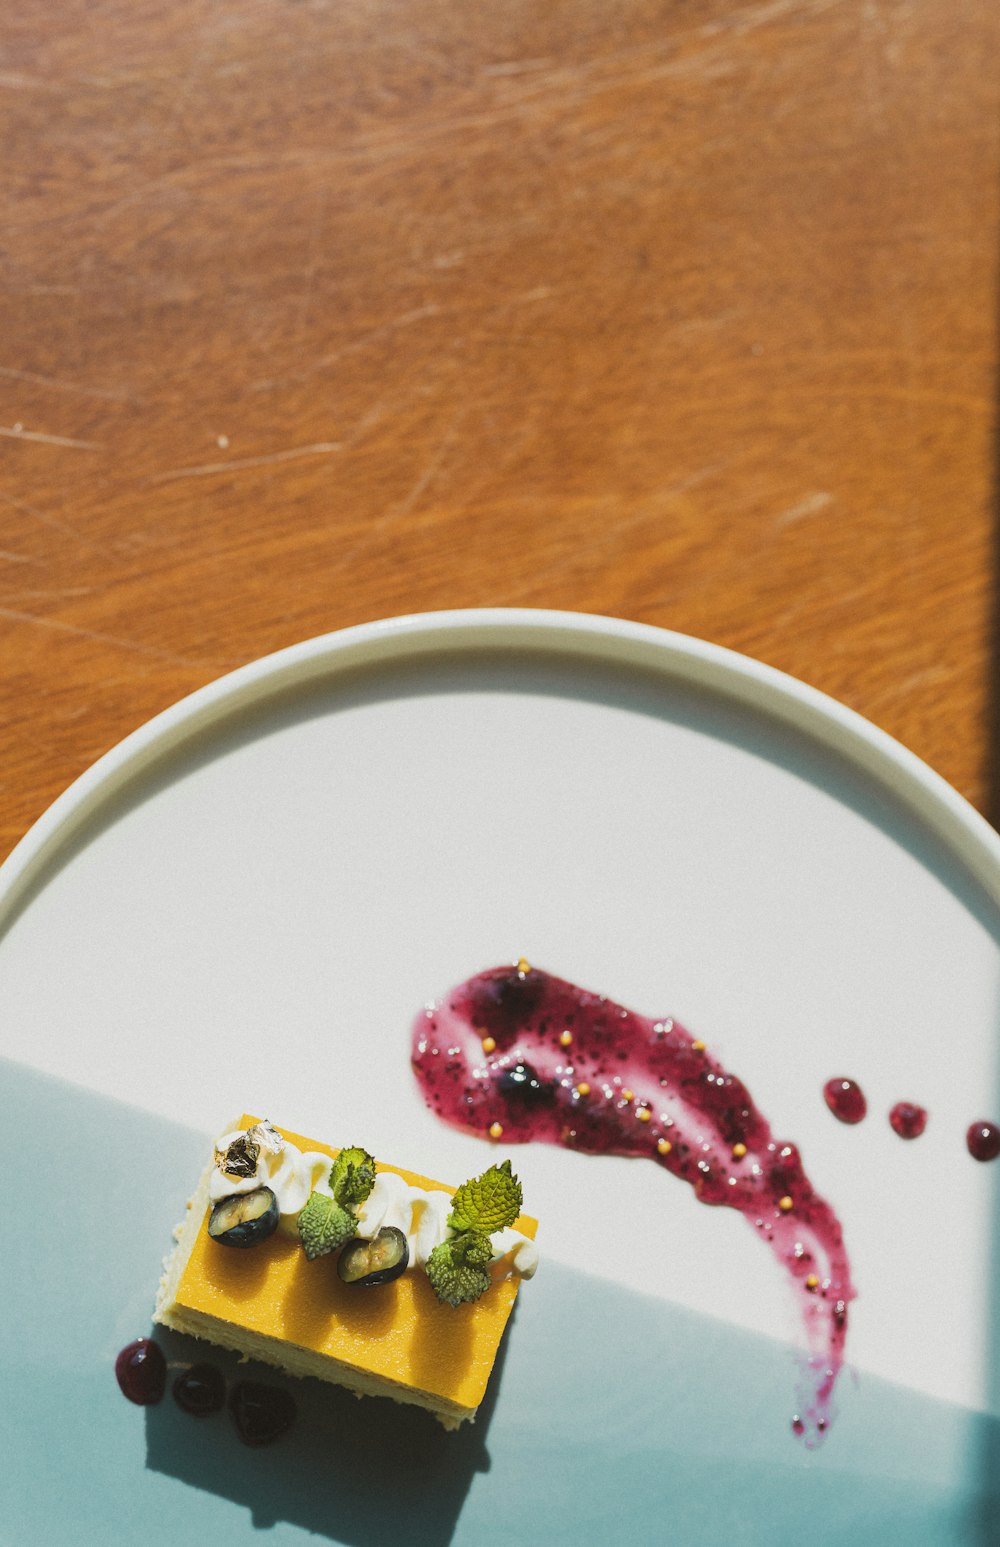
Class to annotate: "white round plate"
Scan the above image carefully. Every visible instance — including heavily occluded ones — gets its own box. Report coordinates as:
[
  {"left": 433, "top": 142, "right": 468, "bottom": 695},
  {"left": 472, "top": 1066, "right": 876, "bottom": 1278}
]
[{"left": 1, "top": 608, "right": 998, "bottom": 1545}]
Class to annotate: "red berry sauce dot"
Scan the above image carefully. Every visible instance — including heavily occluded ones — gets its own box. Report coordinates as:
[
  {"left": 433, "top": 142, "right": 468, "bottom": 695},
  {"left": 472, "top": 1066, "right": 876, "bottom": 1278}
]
[
  {"left": 173, "top": 1362, "right": 227, "bottom": 1416},
  {"left": 966, "top": 1120, "right": 1000, "bottom": 1162},
  {"left": 115, "top": 1339, "right": 167, "bottom": 1405},
  {"left": 823, "top": 1078, "right": 867, "bottom": 1124},
  {"left": 229, "top": 1380, "right": 296, "bottom": 1446},
  {"left": 889, "top": 1101, "right": 927, "bottom": 1139}
]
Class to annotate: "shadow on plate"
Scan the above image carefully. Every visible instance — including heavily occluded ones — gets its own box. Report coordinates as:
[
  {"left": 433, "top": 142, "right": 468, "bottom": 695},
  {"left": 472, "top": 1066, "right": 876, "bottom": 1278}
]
[
  {"left": 4, "top": 1029, "right": 1000, "bottom": 1545},
  {"left": 145, "top": 1325, "right": 504, "bottom": 1545}
]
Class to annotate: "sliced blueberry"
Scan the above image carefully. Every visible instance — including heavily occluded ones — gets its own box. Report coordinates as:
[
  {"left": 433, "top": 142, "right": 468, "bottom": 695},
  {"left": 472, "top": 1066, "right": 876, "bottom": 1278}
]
[
  {"left": 229, "top": 1381, "right": 296, "bottom": 1446},
  {"left": 173, "top": 1362, "right": 226, "bottom": 1416},
  {"left": 337, "top": 1226, "right": 409, "bottom": 1286},
  {"left": 208, "top": 1186, "right": 279, "bottom": 1248}
]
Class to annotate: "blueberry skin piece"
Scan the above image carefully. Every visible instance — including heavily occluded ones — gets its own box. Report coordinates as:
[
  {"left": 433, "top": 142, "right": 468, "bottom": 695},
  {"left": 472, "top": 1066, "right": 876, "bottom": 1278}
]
[
  {"left": 337, "top": 1226, "right": 410, "bottom": 1286},
  {"left": 208, "top": 1185, "right": 280, "bottom": 1247}
]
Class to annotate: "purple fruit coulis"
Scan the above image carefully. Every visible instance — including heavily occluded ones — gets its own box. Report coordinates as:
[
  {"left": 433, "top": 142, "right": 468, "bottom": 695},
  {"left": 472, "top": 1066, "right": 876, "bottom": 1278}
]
[{"left": 412, "top": 961, "right": 856, "bottom": 1446}]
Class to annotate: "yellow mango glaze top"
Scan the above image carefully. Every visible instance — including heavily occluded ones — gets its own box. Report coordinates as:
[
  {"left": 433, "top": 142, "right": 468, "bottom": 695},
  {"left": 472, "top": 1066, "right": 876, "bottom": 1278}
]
[{"left": 154, "top": 1115, "right": 539, "bottom": 1428}]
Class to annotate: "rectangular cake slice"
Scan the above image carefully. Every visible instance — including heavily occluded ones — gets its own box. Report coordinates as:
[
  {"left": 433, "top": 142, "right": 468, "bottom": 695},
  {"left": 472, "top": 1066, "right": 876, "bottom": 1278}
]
[{"left": 154, "top": 1116, "right": 537, "bottom": 1428}]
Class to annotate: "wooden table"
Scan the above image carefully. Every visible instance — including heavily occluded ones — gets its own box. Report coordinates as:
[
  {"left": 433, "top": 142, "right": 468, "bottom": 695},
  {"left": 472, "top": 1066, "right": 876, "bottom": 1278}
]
[{"left": 2, "top": 0, "right": 998, "bottom": 861}]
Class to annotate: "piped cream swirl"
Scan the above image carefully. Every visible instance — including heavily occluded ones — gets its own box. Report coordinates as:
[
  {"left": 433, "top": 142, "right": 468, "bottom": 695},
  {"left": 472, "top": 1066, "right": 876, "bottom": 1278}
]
[{"left": 210, "top": 1126, "right": 538, "bottom": 1277}]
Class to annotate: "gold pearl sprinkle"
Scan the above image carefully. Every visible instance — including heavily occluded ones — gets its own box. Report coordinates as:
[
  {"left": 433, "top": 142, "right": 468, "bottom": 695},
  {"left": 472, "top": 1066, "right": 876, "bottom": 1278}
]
[
  {"left": 636, "top": 1107, "right": 652, "bottom": 1122},
  {"left": 488, "top": 1121, "right": 504, "bottom": 1140},
  {"left": 778, "top": 1195, "right": 794, "bottom": 1213},
  {"left": 691, "top": 1040, "right": 705, "bottom": 1052},
  {"left": 575, "top": 1081, "right": 591, "bottom": 1097},
  {"left": 731, "top": 1142, "right": 748, "bottom": 1159},
  {"left": 559, "top": 1030, "right": 573, "bottom": 1047},
  {"left": 481, "top": 1036, "right": 497, "bottom": 1054},
  {"left": 516, "top": 957, "right": 531, "bottom": 975},
  {"left": 805, "top": 1274, "right": 819, "bottom": 1291},
  {"left": 657, "top": 1138, "right": 673, "bottom": 1155},
  {"left": 621, "top": 1088, "right": 634, "bottom": 1103}
]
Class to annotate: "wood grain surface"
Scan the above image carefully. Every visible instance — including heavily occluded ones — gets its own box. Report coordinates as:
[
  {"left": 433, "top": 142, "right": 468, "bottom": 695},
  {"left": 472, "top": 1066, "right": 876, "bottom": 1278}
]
[{"left": 1, "top": 0, "right": 998, "bottom": 861}]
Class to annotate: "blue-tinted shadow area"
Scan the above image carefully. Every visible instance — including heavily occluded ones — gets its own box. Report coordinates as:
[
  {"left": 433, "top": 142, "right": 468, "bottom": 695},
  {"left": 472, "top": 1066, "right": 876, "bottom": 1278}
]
[{"left": 2, "top": 1057, "right": 997, "bottom": 1546}]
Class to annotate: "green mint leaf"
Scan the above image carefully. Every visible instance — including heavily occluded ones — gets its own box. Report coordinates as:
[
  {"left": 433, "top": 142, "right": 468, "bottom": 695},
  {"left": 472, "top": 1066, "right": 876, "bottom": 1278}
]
[
  {"left": 452, "top": 1229, "right": 493, "bottom": 1268},
  {"left": 329, "top": 1146, "right": 376, "bottom": 1208},
  {"left": 425, "top": 1239, "right": 492, "bottom": 1307},
  {"left": 447, "top": 1160, "right": 522, "bottom": 1235},
  {"left": 296, "top": 1191, "right": 358, "bottom": 1260}
]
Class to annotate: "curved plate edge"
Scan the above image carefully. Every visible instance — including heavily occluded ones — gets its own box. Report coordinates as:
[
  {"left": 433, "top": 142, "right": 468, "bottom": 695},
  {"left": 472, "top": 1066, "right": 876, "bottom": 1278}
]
[{"left": 2, "top": 607, "right": 999, "bottom": 933}]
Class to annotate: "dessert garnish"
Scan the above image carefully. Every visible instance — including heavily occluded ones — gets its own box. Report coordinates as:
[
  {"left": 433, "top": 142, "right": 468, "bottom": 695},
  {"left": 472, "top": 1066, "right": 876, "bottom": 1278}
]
[
  {"left": 115, "top": 1336, "right": 296, "bottom": 1443},
  {"left": 823, "top": 1077, "right": 867, "bottom": 1124},
  {"left": 115, "top": 1338, "right": 167, "bottom": 1405},
  {"left": 889, "top": 1101, "right": 927, "bottom": 1139},
  {"left": 338, "top": 1226, "right": 410, "bottom": 1285},
  {"left": 229, "top": 1380, "right": 297, "bottom": 1447},
  {"left": 208, "top": 1186, "right": 280, "bottom": 1247},
  {"left": 425, "top": 1160, "right": 524, "bottom": 1307},
  {"left": 966, "top": 1120, "right": 1000, "bottom": 1161},
  {"left": 215, "top": 1119, "right": 283, "bottom": 1178},
  {"left": 296, "top": 1144, "right": 376, "bottom": 1260},
  {"left": 173, "top": 1362, "right": 227, "bottom": 1416},
  {"left": 412, "top": 961, "right": 854, "bottom": 1445},
  {"left": 208, "top": 1125, "right": 534, "bottom": 1305}
]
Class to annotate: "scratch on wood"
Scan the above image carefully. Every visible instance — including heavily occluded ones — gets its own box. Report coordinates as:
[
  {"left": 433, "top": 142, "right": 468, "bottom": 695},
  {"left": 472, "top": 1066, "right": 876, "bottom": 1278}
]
[
  {"left": 0, "top": 426, "right": 102, "bottom": 449},
  {"left": 386, "top": 413, "right": 463, "bottom": 521},
  {"left": 248, "top": 306, "right": 441, "bottom": 394},
  {"left": 0, "top": 605, "right": 233, "bottom": 669},
  {"left": 0, "top": 366, "right": 139, "bottom": 404},
  {"left": 481, "top": 57, "right": 555, "bottom": 77},
  {"left": 0, "top": 72, "right": 47, "bottom": 89},
  {"left": 775, "top": 492, "right": 833, "bottom": 527},
  {"left": 149, "top": 441, "right": 343, "bottom": 484},
  {"left": 0, "top": 490, "right": 101, "bottom": 549},
  {"left": 0, "top": 585, "right": 94, "bottom": 602}
]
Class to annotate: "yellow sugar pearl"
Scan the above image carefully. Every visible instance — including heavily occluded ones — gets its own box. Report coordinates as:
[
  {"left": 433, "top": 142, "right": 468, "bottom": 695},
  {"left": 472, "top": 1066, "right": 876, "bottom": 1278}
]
[
  {"left": 488, "top": 1121, "right": 504, "bottom": 1140},
  {"left": 481, "top": 1035, "right": 497, "bottom": 1054},
  {"left": 575, "top": 1081, "right": 591, "bottom": 1097},
  {"left": 516, "top": 957, "right": 532, "bottom": 974},
  {"left": 731, "top": 1142, "right": 748, "bottom": 1159},
  {"left": 636, "top": 1107, "right": 652, "bottom": 1122},
  {"left": 657, "top": 1138, "right": 673, "bottom": 1155},
  {"left": 805, "top": 1274, "right": 819, "bottom": 1291},
  {"left": 691, "top": 1040, "right": 705, "bottom": 1052},
  {"left": 778, "top": 1195, "right": 794, "bottom": 1213},
  {"left": 559, "top": 1030, "right": 573, "bottom": 1047},
  {"left": 621, "top": 1089, "right": 634, "bottom": 1103}
]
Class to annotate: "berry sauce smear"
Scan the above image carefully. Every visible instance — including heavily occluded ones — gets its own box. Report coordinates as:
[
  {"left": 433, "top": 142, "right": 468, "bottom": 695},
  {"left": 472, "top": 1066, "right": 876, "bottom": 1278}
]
[{"left": 412, "top": 962, "right": 856, "bottom": 1447}]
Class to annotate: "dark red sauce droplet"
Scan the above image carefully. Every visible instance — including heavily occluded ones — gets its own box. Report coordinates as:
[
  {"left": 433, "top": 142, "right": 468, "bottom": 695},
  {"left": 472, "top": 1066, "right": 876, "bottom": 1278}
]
[
  {"left": 229, "top": 1380, "right": 296, "bottom": 1446},
  {"left": 412, "top": 962, "right": 856, "bottom": 1447},
  {"left": 823, "top": 1077, "right": 867, "bottom": 1124},
  {"left": 889, "top": 1101, "right": 927, "bottom": 1139},
  {"left": 966, "top": 1120, "right": 1000, "bottom": 1162},
  {"left": 115, "top": 1338, "right": 167, "bottom": 1405},
  {"left": 173, "top": 1362, "right": 227, "bottom": 1416}
]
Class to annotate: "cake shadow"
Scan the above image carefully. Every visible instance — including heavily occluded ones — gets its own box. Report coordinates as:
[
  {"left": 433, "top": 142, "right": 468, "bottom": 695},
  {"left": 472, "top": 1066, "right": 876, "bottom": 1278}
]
[{"left": 144, "top": 1322, "right": 510, "bottom": 1543}]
